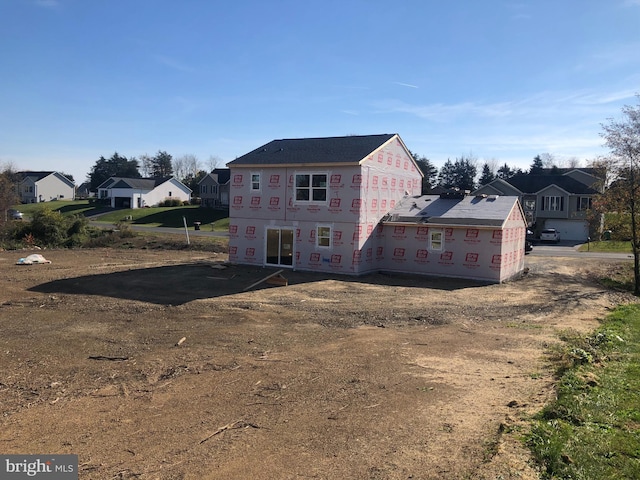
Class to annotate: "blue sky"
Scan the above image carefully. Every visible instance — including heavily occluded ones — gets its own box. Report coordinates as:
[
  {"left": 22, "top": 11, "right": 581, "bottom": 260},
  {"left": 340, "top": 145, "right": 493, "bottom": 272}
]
[{"left": 1, "top": 0, "right": 639, "bottom": 184}]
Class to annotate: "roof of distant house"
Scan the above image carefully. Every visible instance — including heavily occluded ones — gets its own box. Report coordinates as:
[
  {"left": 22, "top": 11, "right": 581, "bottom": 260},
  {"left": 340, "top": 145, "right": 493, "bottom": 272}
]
[
  {"left": 18, "top": 171, "right": 75, "bottom": 186},
  {"left": 198, "top": 168, "right": 231, "bottom": 185},
  {"left": 97, "top": 176, "right": 189, "bottom": 191},
  {"left": 506, "top": 174, "right": 599, "bottom": 195}
]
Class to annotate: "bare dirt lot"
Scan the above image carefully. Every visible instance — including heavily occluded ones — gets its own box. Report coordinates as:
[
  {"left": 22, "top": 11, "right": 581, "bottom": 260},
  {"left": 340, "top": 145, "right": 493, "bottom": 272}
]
[{"left": 0, "top": 246, "right": 634, "bottom": 479}]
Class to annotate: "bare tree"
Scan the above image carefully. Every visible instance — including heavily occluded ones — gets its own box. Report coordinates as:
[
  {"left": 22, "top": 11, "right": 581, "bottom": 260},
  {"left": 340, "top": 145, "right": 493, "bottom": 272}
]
[
  {"left": 207, "top": 155, "right": 223, "bottom": 171},
  {"left": 539, "top": 153, "right": 556, "bottom": 168},
  {"left": 566, "top": 156, "right": 581, "bottom": 169},
  {"left": 138, "top": 154, "right": 153, "bottom": 177},
  {"left": 600, "top": 95, "right": 640, "bottom": 294},
  {"left": 173, "top": 154, "right": 201, "bottom": 184}
]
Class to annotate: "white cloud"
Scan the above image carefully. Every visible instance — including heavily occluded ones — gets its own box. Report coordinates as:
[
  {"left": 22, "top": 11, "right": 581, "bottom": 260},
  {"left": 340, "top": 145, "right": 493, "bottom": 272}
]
[{"left": 393, "top": 82, "right": 419, "bottom": 89}]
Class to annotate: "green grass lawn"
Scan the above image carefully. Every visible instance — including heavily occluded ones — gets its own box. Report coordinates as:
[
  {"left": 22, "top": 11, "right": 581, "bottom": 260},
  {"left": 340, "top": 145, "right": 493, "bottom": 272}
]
[
  {"left": 578, "top": 240, "right": 633, "bottom": 253},
  {"left": 13, "top": 200, "right": 230, "bottom": 231},
  {"left": 527, "top": 304, "right": 640, "bottom": 478}
]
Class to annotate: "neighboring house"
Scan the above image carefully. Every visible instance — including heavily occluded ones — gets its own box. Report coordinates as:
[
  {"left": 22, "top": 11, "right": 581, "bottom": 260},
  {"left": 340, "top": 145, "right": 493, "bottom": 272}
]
[
  {"left": 17, "top": 171, "right": 75, "bottom": 203},
  {"left": 76, "top": 182, "right": 94, "bottom": 199},
  {"left": 97, "top": 176, "right": 191, "bottom": 208},
  {"left": 226, "top": 133, "right": 527, "bottom": 282},
  {"left": 198, "top": 169, "right": 231, "bottom": 208},
  {"left": 473, "top": 168, "right": 601, "bottom": 241}
]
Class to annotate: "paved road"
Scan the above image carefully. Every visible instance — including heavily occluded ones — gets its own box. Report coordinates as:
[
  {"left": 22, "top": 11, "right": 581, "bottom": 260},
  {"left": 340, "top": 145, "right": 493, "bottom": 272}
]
[
  {"left": 90, "top": 221, "right": 229, "bottom": 237},
  {"left": 528, "top": 241, "right": 632, "bottom": 260}
]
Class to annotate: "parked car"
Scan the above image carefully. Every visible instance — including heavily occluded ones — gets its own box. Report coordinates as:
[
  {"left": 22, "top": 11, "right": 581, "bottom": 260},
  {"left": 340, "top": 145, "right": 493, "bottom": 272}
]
[
  {"left": 540, "top": 228, "right": 560, "bottom": 243},
  {"left": 7, "top": 209, "right": 23, "bottom": 220},
  {"left": 525, "top": 240, "right": 533, "bottom": 253}
]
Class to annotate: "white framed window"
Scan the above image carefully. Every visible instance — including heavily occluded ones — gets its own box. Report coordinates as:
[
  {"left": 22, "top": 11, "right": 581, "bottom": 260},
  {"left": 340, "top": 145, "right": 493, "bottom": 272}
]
[
  {"left": 578, "top": 196, "right": 592, "bottom": 211},
  {"left": 201, "top": 185, "right": 207, "bottom": 194},
  {"left": 251, "top": 173, "right": 261, "bottom": 191},
  {"left": 543, "top": 196, "right": 563, "bottom": 211},
  {"left": 295, "top": 173, "right": 327, "bottom": 202},
  {"left": 429, "top": 229, "right": 443, "bottom": 251},
  {"left": 524, "top": 200, "right": 535, "bottom": 211},
  {"left": 317, "top": 225, "right": 332, "bottom": 248}
]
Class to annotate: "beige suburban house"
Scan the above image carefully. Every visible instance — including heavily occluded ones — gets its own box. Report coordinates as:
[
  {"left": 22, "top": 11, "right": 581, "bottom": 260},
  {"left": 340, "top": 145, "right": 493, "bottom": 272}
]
[
  {"left": 473, "top": 168, "right": 601, "bottom": 241},
  {"left": 17, "top": 171, "right": 76, "bottom": 203}
]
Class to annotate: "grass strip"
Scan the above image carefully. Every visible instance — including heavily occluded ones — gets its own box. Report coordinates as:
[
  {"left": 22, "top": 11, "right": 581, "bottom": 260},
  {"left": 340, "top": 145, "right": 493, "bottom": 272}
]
[{"left": 527, "top": 304, "right": 640, "bottom": 479}]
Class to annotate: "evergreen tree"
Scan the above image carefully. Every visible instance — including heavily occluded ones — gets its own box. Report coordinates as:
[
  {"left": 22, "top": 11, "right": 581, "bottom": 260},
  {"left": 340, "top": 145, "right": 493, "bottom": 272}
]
[
  {"left": 530, "top": 155, "right": 544, "bottom": 174},
  {"left": 88, "top": 152, "right": 140, "bottom": 190},
  {"left": 411, "top": 152, "right": 438, "bottom": 193},
  {"left": 437, "top": 159, "right": 456, "bottom": 188},
  {"left": 478, "top": 163, "right": 495, "bottom": 185},
  {"left": 496, "top": 163, "right": 514, "bottom": 180},
  {"left": 151, "top": 151, "right": 174, "bottom": 177},
  {"left": 437, "top": 156, "right": 477, "bottom": 191}
]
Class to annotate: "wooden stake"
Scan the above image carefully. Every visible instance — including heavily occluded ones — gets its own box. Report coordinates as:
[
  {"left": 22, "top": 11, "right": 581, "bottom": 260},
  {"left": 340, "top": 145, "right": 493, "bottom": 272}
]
[{"left": 243, "top": 269, "right": 284, "bottom": 292}]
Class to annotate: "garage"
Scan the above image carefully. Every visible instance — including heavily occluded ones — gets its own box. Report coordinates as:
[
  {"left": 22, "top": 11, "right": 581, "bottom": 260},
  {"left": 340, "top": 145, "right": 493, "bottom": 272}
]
[{"left": 544, "top": 219, "right": 589, "bottom": 242}]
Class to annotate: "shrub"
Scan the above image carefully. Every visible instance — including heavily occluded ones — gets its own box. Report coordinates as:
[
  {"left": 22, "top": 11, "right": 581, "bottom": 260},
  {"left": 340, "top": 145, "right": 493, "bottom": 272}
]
[{"left": 1, "top": 207, "right": 91, "bottom": 249}]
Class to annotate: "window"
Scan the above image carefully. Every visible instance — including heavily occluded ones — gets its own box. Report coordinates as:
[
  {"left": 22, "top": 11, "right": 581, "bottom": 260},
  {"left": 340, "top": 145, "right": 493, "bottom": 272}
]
[
  {"left": 296, "top": 173, "right": 327, "bottom": 202},
  {"left": 578, "top": 196, "right": 592, "bottom": 211},
  {"left": 201, "top": 185, "right": 207, "bottom": 194},
  {"left": 251, "top": 173, "right": 260, "bottom": 191},
  {"left": 524, "top": 200, "right": 536, "bottom": 211},
  {"left": 317, "top": 225, "right": 331, "bottom": 247},
  {"left": 429, "top": 229, "right": 443, "bottom": 251},
  {"left": 542, "top": 196, "right": 564, "bottom": 211}
]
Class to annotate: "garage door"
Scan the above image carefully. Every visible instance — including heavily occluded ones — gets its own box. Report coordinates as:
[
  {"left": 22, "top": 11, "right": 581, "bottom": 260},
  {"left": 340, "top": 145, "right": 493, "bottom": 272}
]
[{"left": 544, "top": 220, "right": 589, "bottom": 242}]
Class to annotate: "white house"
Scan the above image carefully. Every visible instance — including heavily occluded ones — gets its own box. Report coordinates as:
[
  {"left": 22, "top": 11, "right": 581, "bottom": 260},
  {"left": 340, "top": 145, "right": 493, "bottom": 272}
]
[
  {"left": 97, "top": 176, "right": 192, "bottom": 208},
  {"left": 17, "top": 171, "right": 76, "bottom": 203}
]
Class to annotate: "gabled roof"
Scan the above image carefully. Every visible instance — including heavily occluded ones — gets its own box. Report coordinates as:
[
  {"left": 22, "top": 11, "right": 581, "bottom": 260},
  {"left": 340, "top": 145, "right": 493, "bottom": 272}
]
[
  {"left": 506, "top": 174, "right": 598, "bottom": 195},
  {"left": 382, "top": 194, "right": 521, "bottom": 227},
  {"left": 18, "top": 171, "right": 53, "bottom": 181},
  {"left": 18, "top": 171, "right": 75, "bottom": 187},
  {"left": 98, "top": 176, "right": 183, "bottom": 190},
  {"left": 227, "top": 134, "right": 397, "bottom": 167},
  {"left": 540, "top": 167, "right": 599, "bottom": 176},
  {"left": 199, "top": 169, "right": 231, "bottom": 185}
]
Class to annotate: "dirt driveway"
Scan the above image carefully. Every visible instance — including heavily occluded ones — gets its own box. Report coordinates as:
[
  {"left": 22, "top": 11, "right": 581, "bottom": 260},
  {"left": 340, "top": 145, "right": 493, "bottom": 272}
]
[{"left": 0, "top": 247, "right": 633, "bottom": 479}]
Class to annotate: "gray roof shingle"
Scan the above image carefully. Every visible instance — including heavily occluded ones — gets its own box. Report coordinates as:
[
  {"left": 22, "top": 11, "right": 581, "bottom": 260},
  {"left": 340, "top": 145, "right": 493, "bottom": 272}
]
[
  {"left": 383, "top": 194, "right": 520, "bottom": 227},
  {"left": 506, "top": 175, "right": 598, "bottom": 194},
  {"left": 227, "top": 134, "right": 397, "bottom": 166}
]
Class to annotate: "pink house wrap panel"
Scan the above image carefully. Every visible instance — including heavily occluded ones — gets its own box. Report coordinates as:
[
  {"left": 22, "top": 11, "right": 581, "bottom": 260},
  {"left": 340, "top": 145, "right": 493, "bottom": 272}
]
[{"left": 227, "top": 134, "right": 527, "bottom": 283}]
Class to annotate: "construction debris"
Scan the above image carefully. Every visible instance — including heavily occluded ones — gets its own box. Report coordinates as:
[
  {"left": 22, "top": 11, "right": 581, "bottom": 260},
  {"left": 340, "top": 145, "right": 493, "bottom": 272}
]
[
  {"left": 16, "top": 254, "right": 51, "bottom": 265},
  {"left": 243, "top": 269, "right": 285, "bottom": 291}
]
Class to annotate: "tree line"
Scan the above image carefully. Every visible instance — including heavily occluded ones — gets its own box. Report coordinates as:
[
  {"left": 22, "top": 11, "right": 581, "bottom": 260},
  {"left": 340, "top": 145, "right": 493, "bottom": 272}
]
[
  {"left": 412, "top": 152, "right": 577, "bottom": 193},
  {"left": 87, "top": 151, "right": 222, "bottom": 194}
]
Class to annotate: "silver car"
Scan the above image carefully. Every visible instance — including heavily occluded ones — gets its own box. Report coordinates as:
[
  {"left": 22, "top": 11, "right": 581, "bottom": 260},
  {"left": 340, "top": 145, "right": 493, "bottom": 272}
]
[
  {"left": 540, "top": 228, "right": 560, "bottom": 243},
  {"left": 7, "top": 209, "right": 23, "bottom": 220}
]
